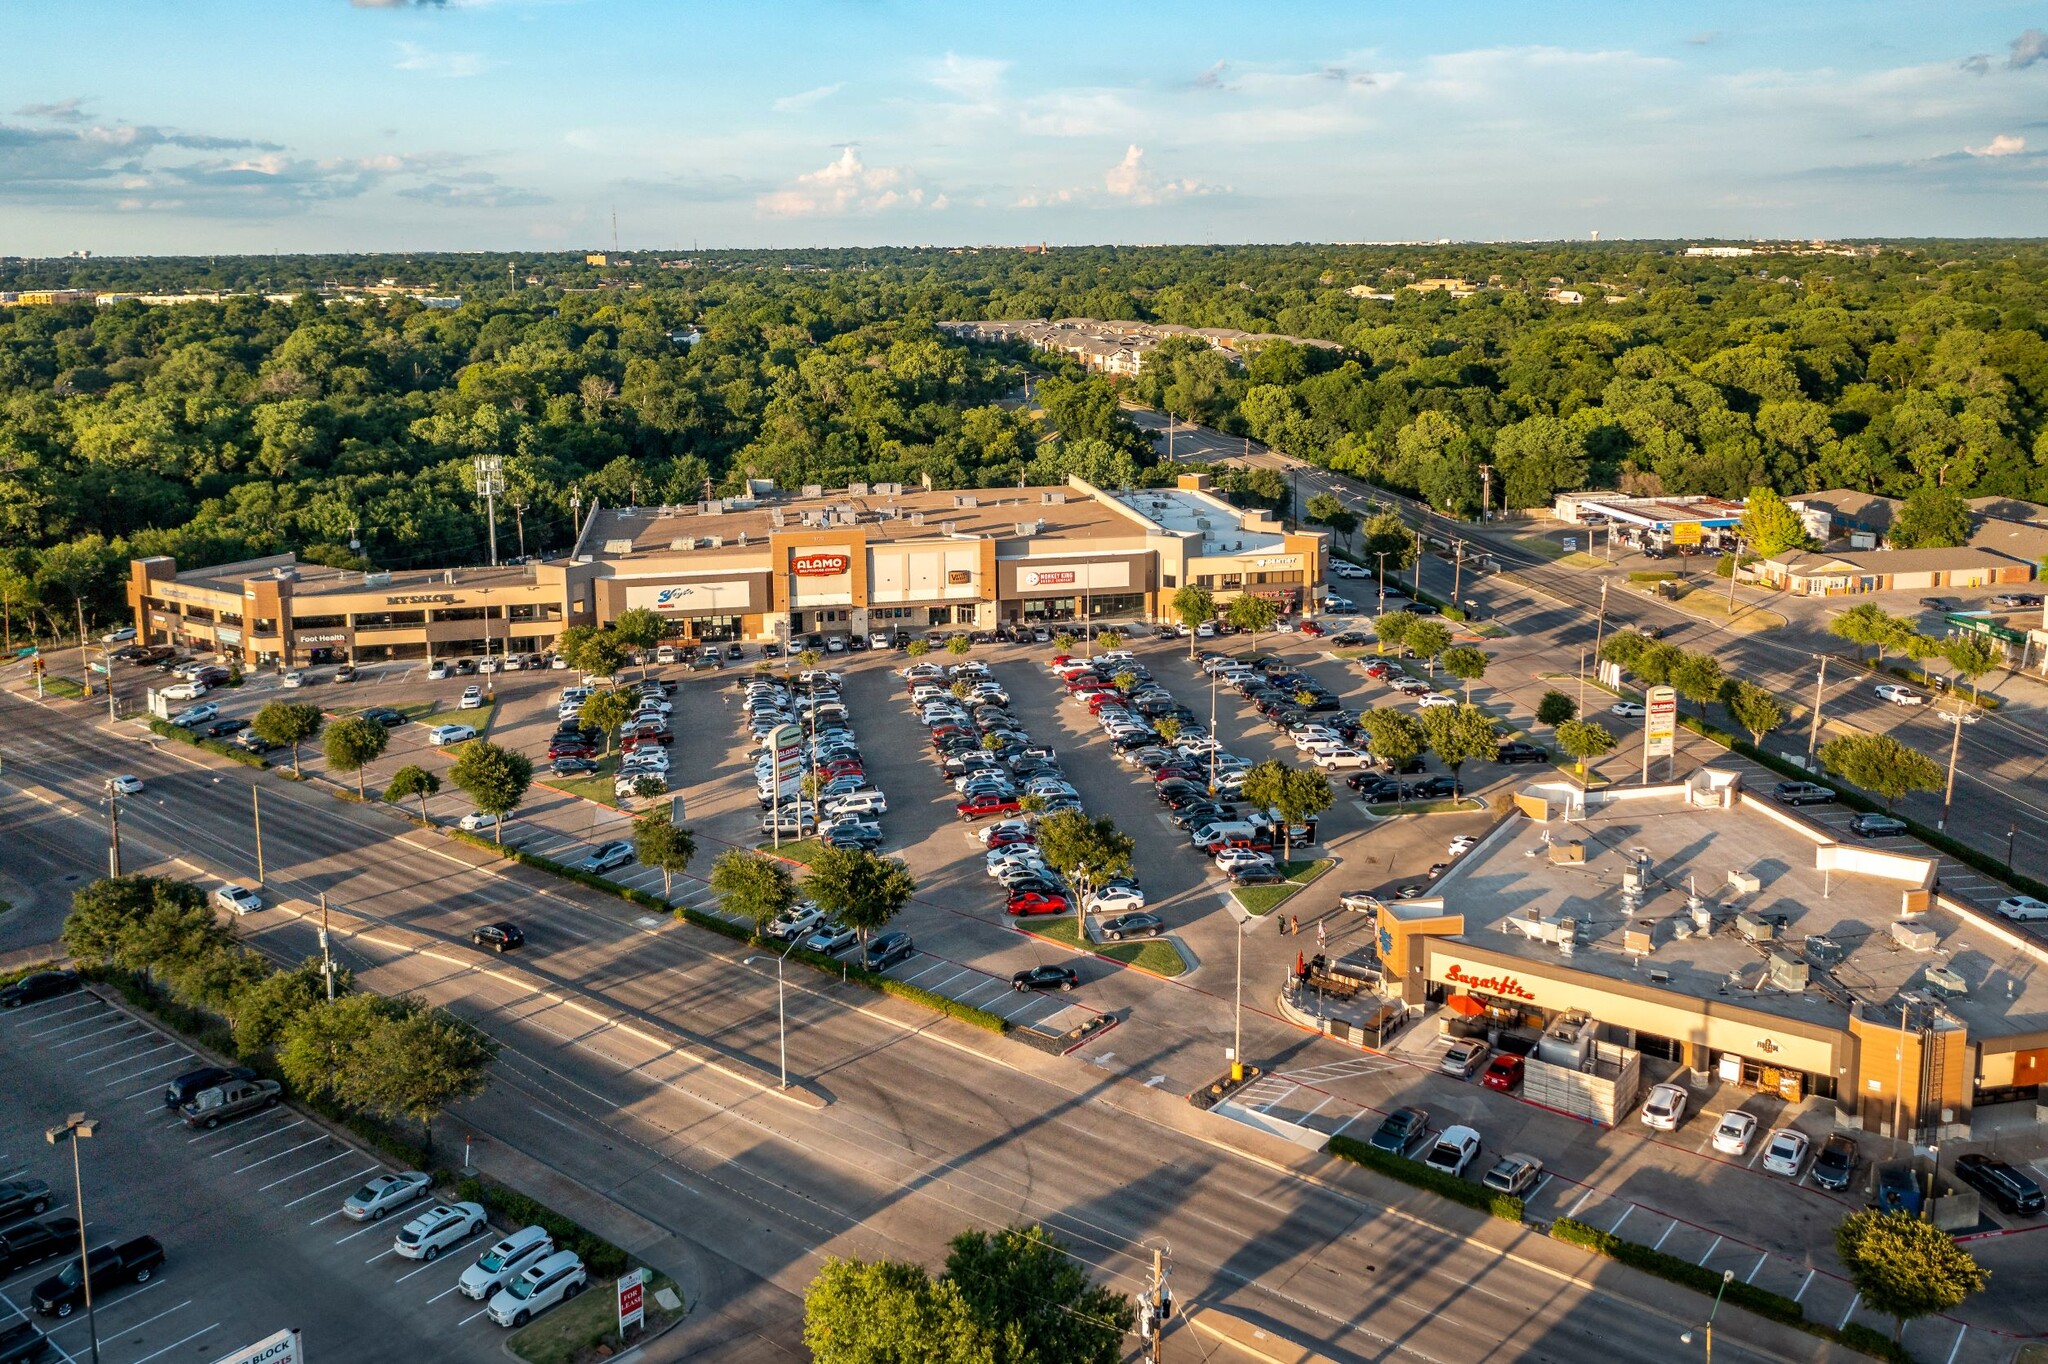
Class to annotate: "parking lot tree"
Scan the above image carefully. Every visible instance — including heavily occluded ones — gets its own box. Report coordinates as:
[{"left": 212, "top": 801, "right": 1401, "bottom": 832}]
[
  {"left": 949, "top": 679, "right": 972, "bottom": 700},
  {"left": 449, "top": 739, "right": 533, "bottom": 842},
  {"left": 1830, "top": 603, "right": 1915, "bottom": 665},
  {"left": 578, "top": 686, "right": 638, "bottom": 755},
  {"left": 230, "top": 956, "right": 350, "bottom": 1057},
  {"left": 1017, "top": 793, "right": 1048, "bottom": 816},
  {"left": 631, "top": 775, "right": 666, "bottom": 800},
  {"left": 804, "top": 1257, "right": 994, "bottom": 1363},
  {"left": 1943, "top": 632, "right": 2001, "bottom": 701},
  {"left": 553, "top": 624, "right": 596, "bottom": 673},
  {"left": 251, "top": 701, "right": 324, "bottom": 775},
  {"left": 1359, "top": 707, "right": 1428, "bottom": 769},
  {"left": 1240, "top": 760, "right": 1333, "bottom": 861},
  {"left": 631, "top": 808, "right": 697, "bottom": 898},
  {"left": 383, "top": 764, "right": 440, "bottom": 822},
  {"left": 1721, "top": 680, "right": 1785, "bottom": 745},
  {"left": 710, "top": 849, "right": 800, "bottom": 937},
  {"left": 1114, "top": 670, "right": 1139, "bottom": 693},
  {"left": 797, "top": 648, "right": 822, "bottom": 671},
  {"left": 1598, "top": 629, "right": 1649, "bottom": 671},
  {"left": 612, "top": 606, "right": 664, "bottom": 656},
  {"left": 979, "top": 732, "right": 1006, "bottom": 754},
  {"left": 1305, "top": 492, "right": 1359, "bottom": 550},
  {"left": 575, "top": 628, "right": 630, "bottom": 681},
  {"left": 1171, "top": 583, "right": 1216, "bottom": 656},
  {"left": 1739, "top": 485, "right": 1817, "bottom": 557},
  {"left": 1225, "top": 593, "right": 1280, "bottom": 651},
  {"left": 63, "top": 874, "right": 205, "bottom": 970},
  {"left": 1888, "top": 485, "right": 1973, "bottom": 550},
  {"left": 323, "top": 714, "right": 389, "bottom": 798},
  {"left": 1819, "top": 733, "right": 1943, "bottom": 811},
  {"left": 354, "top": 996, "right": 500, "bottom": 1160},
  {"left": 946, "top": 636, "right": 972, "bottom": 657},
  {"left": 1050, "top": 632, "right": 1075, "bottom": 653},
  {"left": 1419, "top": 703, "right": 1499, "bottom": 791},
  {"left": 1555, "top": 718, "right": 1617, "bottom": 775},
  {"left": 803, "top": 847, "right": 916, "bottom": 942},
  {"left": 1441, "top": 645, "right": 1488, "bottom": 700},
  {"left": 1033, "top": 810, "right": 1135, "bottom": 891},
  {"left": 1373, "top": 609, "right": 1415, "bottom": 656},
  {"left": 1535, "top": 689, "right": 1577, "bottom": 727},
  {"left": 1670, "top": 649, "right": 1725, "bottom": 717},
  {"left": 1095, "top": 629, "right": 1122, "bottom": 651},
  {"left": 1406, "top": 618, "right": 1452, "bottom": 674},
  {"left": 1154, "top": 716, "right": 1181, "bottom": 744},
  {"left": 1835, "top": 1209, "right": 1988, "bottom": 1346},
  {"left": 906, "top": 638, "right": 932, "bottom": 658},
  {"left": 1360, "top": 510, "right": 1418, "bottom": 574},
  {"left": 1634, "top": 640, "right": 1685, "bottom": 687}
]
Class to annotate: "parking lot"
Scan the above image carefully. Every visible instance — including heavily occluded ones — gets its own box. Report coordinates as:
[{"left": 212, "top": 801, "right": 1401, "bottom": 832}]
[{"left": 0, "top": 984, "right": 508, "bottom": 1364}]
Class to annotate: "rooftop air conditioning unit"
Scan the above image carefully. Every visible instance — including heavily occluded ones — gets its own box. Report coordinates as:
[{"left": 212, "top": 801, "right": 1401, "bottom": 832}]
[
  {"left": 669, "top": 539, "right": 692, "bottom": 551},
  {"left": 1767, "top": 953, "right": 1809, "bottom": 993},
  {"left": 941, "top": 521, "right": 956, "bottom": 535},
  {"left": 1035, "top": 519, "right": 1047, "bottom": 533},
  {"left": 1014, "top": 523, "right": 1035, "bottom": 537},
  {"left": 802, "top": 484, "right": 824, "bottom": 499},
  {"left": 770, "top": 510, "right": 787, "bottom": 527},
  {"left": 954, "top": 494, "right": 977, "bottom": 509},
  {"left": 736, "top": 532, "right": 748, "bottom": 547},
  {"left": 910, "top": 512, "right": 926, "bottom": 525},
  {"left": 1891, "top": 920, "right": 1938, "bottom": 952},
  {"left": 706, "top": 536, "right": 723, "bottom": 549},
  {"left": 363, "top": 572, "right": 391, "bottom": 588},
  {"left": 849, "top": 482, "right": 870, "bottom": 496},
  {"left": 700, "top": 501, "right": 722, "bottom": 515}
]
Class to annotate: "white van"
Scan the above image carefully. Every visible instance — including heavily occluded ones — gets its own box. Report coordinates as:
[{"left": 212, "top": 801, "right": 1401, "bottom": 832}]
[
  {"left": 655, "top": 644, "right": 678, "bottom": 665},
  {"left": 486, "top": 1249, "right": 587, "bottom": 1327},
  {"left": 825, "top": 789, "right": 888, "bottom": 818},
  {"left": 459, "top": 1225, "right": 554, "bottom": 1300}
]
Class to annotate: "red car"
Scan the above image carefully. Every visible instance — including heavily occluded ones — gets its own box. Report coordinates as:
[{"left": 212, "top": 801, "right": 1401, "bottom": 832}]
[
  {"left": 548, "top": 740, "right": 596, "bottom": 759},
  {"left": 1006, "top": 889, "right": 1071, "bottom": 916},
  {"left": 818, "top": 760, "right": 865, "bottom": 779},
  {"left": 1299, "top": 620, "right": 1326, "bottom": 638},
  {"left": 985, "top": 828, "right": 1035, "bottom": 849},
  {"left": 957, "top": 795, "right": 1023, "bottom": 821},
  {"left": 1482, "top": 1055, "right": 1524, "bottom": 1092}
]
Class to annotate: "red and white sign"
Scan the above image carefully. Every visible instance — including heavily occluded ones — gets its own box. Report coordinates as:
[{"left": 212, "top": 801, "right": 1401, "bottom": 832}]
[
  {"left": 791, "top": 553, "right": 850, "bottom": 578},
  {"left": 618, "top": 1272, "right": 646, "bottom": 1334},
  {"left": 209, "top": 1329, "right": 303, "bottom": 1364},
  {"left": 1645, "top": 684, "right": 1678, "bottom": 760},
  {"left": 1441, "top": 962, "right": 1537, "bottom": 1002},
  {"left": 1024, "top": 570, "right": 1076, "bottom": 587}
]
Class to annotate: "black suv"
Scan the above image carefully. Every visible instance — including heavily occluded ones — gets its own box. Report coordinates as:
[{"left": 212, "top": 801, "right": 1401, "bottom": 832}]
[
  {"left": 1954, "top": 1154, "right": 2046, "bottom": 1215},
  {"left": 1496, "top": 742, "right": 1549, "bottom": 765},
  {"left": 1368, "top": 1106, "right": 1429, "bottom": 1155},
  {"left": 1812, "top": 1135, "right": 1858, "bottom": 1192},
  {"left": 1773, "top": 781, "right": 1835, "bottom": 807},
  {"left": 0, "top": 1181, "right": 52, "bottom": 1223},
  {"left": 472, "top": 922, "right": 525, "bottom": 953},
  {"left": 0, "top": 1217, "right": 81, "bottom": 1274}
]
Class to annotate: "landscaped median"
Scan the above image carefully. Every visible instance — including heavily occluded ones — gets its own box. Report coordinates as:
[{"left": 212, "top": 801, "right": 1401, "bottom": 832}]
[
  {"left": 147, "top": 717, "right": 270, "bottom": 769},
  {"left": 1023, "top": 915, "right": 1187, "bottom": 977},
  {"left": 1231, "top": 857, "right": 1333, "bottom": 915},
  {"left": 1326, "top": 1134, "right": 1524, "bottom": 1221},
  {"left": 505, "top": 1263, "right": 684, "bottom": 1364}
]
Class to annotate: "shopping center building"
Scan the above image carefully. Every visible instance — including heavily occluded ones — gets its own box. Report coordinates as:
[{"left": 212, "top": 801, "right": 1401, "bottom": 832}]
[
  {"left": 126, "top": 474, "right": 1326, "bottom": 663},
  {"left": 1366, "top": 771, "right": 2048, "bottom": 1139}
]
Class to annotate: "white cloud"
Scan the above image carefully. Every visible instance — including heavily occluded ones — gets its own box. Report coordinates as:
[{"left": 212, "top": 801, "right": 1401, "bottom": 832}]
[
  {"left": 772, "top": 82, "right": 843, "bottom": 113},
  {"left": 1967, "top": 133, "right": 2026, "bottom": 157},
  {"left": 931, "top": 52, "right": 1009, "bottom": 99},
  {"left": 2010, "top": 29, "right": 2048, "bottom": 69},
  {"left": 393, "top": 42, "right": 487, "bottom": 78},
  {"left": 756, "top": 146, "right": 939, "bottom": 217},
  {"left": 1101, "top": 144, "right": 1214, "bottom": 205}
]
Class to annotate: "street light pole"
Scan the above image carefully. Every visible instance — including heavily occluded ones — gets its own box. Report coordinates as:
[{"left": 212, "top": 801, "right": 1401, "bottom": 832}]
[
  {"left": 102, "top": 783, "right": 121, "bottom": 880},
  {"left": 253, "top": 785, "right": 265, "bottom": 883},
  {"left": 777, "top": 936, "right": 800, "bottom": 1089},
  {"left": 1232, "top": 913, "right": 1244, "bottom": 1083},
  {"left": 46, "top": 1113, "right": 100, "bottom": 1364},
  {"left": 1939, "top": 709, "right": 1965, "bottom": 831},
  {"left": 1375, "top": 553, "right": 1387, "bottom": 614},
  {"left": 1807, "top": 656, "right": 1828, "bottom": 761},
  {"left": 1592, "top": 580, "right": 1611, "bottom": 663},
  {"left": 1680, "top": 1268, "right": 1736, "bottom": 1364}
]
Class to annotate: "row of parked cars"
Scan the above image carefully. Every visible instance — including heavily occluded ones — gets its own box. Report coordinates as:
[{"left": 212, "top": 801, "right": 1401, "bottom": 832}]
[
  {"left": 545, "top": 677, "right": 677, "bottom": 801},
  {"left": 747, "top": 671, "right": 888, "bottom": 850}
]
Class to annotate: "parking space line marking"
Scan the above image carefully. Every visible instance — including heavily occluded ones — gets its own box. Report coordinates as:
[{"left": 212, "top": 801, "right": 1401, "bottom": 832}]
[
  {"left": 208, "top": 1120, "right": 305, "bottom": 1159},
  {"left": 1697, "top": 1235, "right": 1721, "bottom": 1266},
  {"left": 457, "top": 1305, "right": 492, "bottom": 1325},
  {"left": 1299, "top": 1095, "right": 1334, "bottom": 1121},
  {"left": 86, "top": 1042, "right": 180, "bottom": 1076},
  {"left": 63, "top": 1296, "right": 190, "bottom": 1343},
  {"left": 1794, "top": 1269, "right": 1816, "bottom": 1302},
  {"left": 14, "top": 999, "right": 98, "bottom": 1028},
  {"left": 395, "top": 1232, "right": 485, "bottom": 1281},
  {"left": 1838, "top": 1292, "right": 1860, "bottom": 1331},
  {"left": 66, "top": 1035, "right": 159, "bottom": 1062},
  {"left": 363, "top": 1245, "right": 396, "bottom": 1262},
  {"left": 1652, "top": 1222, "right": 1675, "bottom": 1251},
  {"left": 1746, "top": 1253, "right": 1767, "bottom": 1284},
  {"left": 48, "top": 1277, "right": 161, "bottom": 1328},
  {"left": 112, "top": 1057, "right": 196, "bottom": 1094},
  {"left": 1327, "top": 1110, "right": 1363, "bottom": 1139},
  {"left": 427, "top": 1283, "right": 466, "bottom": 1304},
  {"left": 45, "top": 1021, "right": 133, "bottom": 1047},
  {"left": 183, "top": 1110, "right": 278, "bottom": 1144},
  {"left": 294, "top": 1167, "right": 379, "bottom": 1212},
  {"left": 1608, "top": 1205, "right": 1632, "bottom": 1234},
  {"left": 125, "top": 1322, "right": 218, "bottom": 1364},
  {"left": 1565, "top": 1187, "right": 1599, "bottom": 1218},
  {"left": 335, "top": 1220, "right": 388, "bottom": 1245},
  {"left": 1945, "top": 1325, "right": 1967, "bottom": 1364},
  {"left": 259, "top": 1150, "right": 350, "bottom": 1191},
  {"left": 233, "top": 1134, "right": 325, "bottom": 1173}
]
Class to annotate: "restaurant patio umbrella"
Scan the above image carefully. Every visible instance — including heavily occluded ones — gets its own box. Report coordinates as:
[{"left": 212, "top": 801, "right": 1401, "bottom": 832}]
[{"left": 1445, "top": 993, "right": 1485, "bottom": 1018}]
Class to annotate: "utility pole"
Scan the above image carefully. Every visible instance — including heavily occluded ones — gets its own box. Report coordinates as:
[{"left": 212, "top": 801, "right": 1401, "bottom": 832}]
[
  {"left": 1592, "top": 579, "right": 1611, "bottom": 664},
  {"left": 569, "top": 489, "right": 583, "bottom": 540},
  {"left": 513, "top": 499, "right": 527, "bottom": 561},
  {"left": 75, "top": 597, "right": 91, "bottom": 699},
  {"left": 1807, "top": 656, "right": 1828, "bottom": 761},
  {"left": 1938, "top": 709, "right": 1965, "bottom": 831},
  {"left": 253, "top": 785, "right": 265, "bottom": 883},
  {"left": 1578, "top": 647, "right": 1587, "bottom": 712},
  {"left": 1139, "top": 1246, "right": 1174, "bottom": 1362},
  {"left": 474, "top": 455, "right": 505, "bottom": 567},
  {"left": 1452, "top": 538, "right": 1464, "bottom": 603},
  {"left": 103, "top": 783, "right": 121, "bottom": 880},
  {"left": 104, "top": 647, "right": 117, "bottom": 722},
  {"left": 319, "top": 892, "right": 336, "bottom": 1002},
  {"left": 1477, "top": 463, "right": 1494, "bottom": 523},
  {"left": 1725, "top": 533, "right": 1743, "bottom": 615},
  {"left": 1375, "top": 552, "right": 1388, "bottom": 614}
]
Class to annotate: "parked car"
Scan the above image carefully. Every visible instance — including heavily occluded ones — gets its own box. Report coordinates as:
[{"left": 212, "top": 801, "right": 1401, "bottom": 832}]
[
  {"left": 1011, "top": 965, "right": 1079, "bottom": 993},
  {"left": 1760, "top": 1128, "right": 1809, "bottom": 1178},
  {"left": 1482, "top": 1153, "right": 1544, "bottom": 1197},
  {"left": 427, "top": 723, "right": 477, "bottom": 746},
  {"left": 573, "top": 841, "right": 635, "bottom": 874},
  {"left": 486, "top": 1248, "right": 588, "bottom": 1327},
  {"left": 1994, "top": 895, "right": 2048, "bottom": 922},
  {"left": 1711, "top": 1110, "right": 1759, "bottom": 1156},
  {"left": 162, "top": 1064, "right": 258, "bottom": 1110},
  {"left": 472, "top": 922, "right": 525, "bottom": 952},
  {"left": 765, "top": 904, "right": 824, "bottom": 943},
  {"left": 1441, "top": 1040, "right": 1490, "bottom": 1079},
  {"left": 1812, "top": 1135, "right": 1858, "bottom": 1192},
  {"left": 1610, "top": 701, "right": 1646, "bottom": 718},
  {"left": 179, "top": 1076, "right": 282, "bottom": 1129},
  {"left": 1098, "top": 911, "right": 1165, "bottom": 941},
  {"left": 0, "top": 1181, "right": 53, "bottom": 1222},
  {"left": 1849, "top": 813, "right": 1908, "bottom": 839},
  {"left": 394, "top": 1201, "right": 488, "bottom": 1261},
  {"left": 1495, "top": 741, "right": 1548, "bottom": 765},
  {"left": 213, "top": 884, "right": 263, "bottom": 915},
  {"left": 167, "top": 703, "right": 219, "bottom": 728},
  {"left": 1481, "top": 1055, "right": 1524, "bottom": 1092},
  {"left": 1422, "top": 1126, "right": 1482, "bottom": 1178},
  {"left": 1953, "top": 1153, "right": 2046, "bottom": 1215},
  {"left": 803, "top": 921, "right": 858, "bottom": 955},
  {"left": 1772, "top": 781, "right": 1835, "bottom": 807},
  {"left": 1873, "top": 683, "right": 1925, "bottom": 707},
  {"left": 1368, "top": 1107, "right": 1429, "bottom": 1155},
  {"left": 1639, "top": 1083, "right": 1689, "bottom": 1131},
  {"left": 0, "top": 973, "right": 78, "bottom": 1011},
  {"left": 31, "top": 1237, "right": 163, "bottom": 1316},
  {"left": 862, "top": 932, "right": 914, "bottom": 970},
  {"left": 460, "top": 685, "right": 484, "bottom": 709},
  {"left": 460, "top": 1225, "right": 556, "bottom": 1300},
  {"left": 0, "top": 1217, "right": 82, "bottom": 1275},
  {"left": 342, "top": 1170, "right": 434, "bottom": 1221}
]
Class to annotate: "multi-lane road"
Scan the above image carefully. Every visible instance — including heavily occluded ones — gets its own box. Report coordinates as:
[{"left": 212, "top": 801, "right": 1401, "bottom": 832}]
[{"left": 0, "top": 684, "right": 1869, "bottom": 1363}]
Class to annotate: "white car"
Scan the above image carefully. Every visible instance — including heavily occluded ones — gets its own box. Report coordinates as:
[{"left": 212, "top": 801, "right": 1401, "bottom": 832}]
[
  {"left": 280, "top": 671, "right": 304, "bottom": 689},
  {"left": 109, "top": 775, "right": 144, "bottom": 795},
  {"left": 1448, "top": 834, "right": 1478, "bottom": 855},
  {"left": 459, "top": 1226, "right": 555, "bottom": 1301},
  {"left": 1995, "top": 895, "right": 2048, "bottom": 922},
  {"left": 1874, "top": 683, "right": 1925, "bottom": 707},
  {"left": 393, "top": 1201, "right": 487, "bottom": 1261},
  {"left": 1312, "top": 748, "right": 1370, "bottom": 770},
  {"left": 457, "top": 810, "right": 498, "bottom": 833},
  {"left": 1086, "top": 886, "right": 1146, "bottom": 914},
  {"left": 486, "top": 1249, "right": 588, "bottom": 1328},
  {"left": 1423, "top": 1125, "right": 1482, "bottom": 1178},
  {"left": 766, "top": 903, "right": 825, "bottom": 942},
  {"left": 1640, "top": 1083, "right": 1689, "bottom": 1131},
  {"left": 1610, "top": 701, "right": 1646, "bottom": 718},
  {"left": 427, "top": 661, "right": 450, "bottom": 681},
  {"left": 158, "top": 681, "right": 208, "bottom": 701},
  {"left": 342, "top": 1170, "right": 433, "bottom": 1221},
  {"left": 101, "top": 627, "right": 137, "bottom": 644},
  {"left": 1711, "top": 1110, "right": 1759, "bottom": 1156},
  {"left": 1214, "top": 848, "right": 1276, "bottom": 875},
  {"left": 476, "top": 657, "right": 499, "bottom": 674},
  {"left": 1761, "top": 1128, "right": 1810, "bottom": 1178},
  {"left": 428, "top": 724, "right": 477, "bottom": 746},
  {"left": 803, "top": 920, "right": 858, "bottom": 954},
  {"left": 1417, "top": 693, "right": 1456, "bottom": 709},
  {"left": 459, "top": 686, "right": 484, "bottom": 710},
  {"left": 622, "top": 750, "right": 671, "bottom": 772},
  {"left": 214, "top": 884, "right": 263, "bottom": 915}
]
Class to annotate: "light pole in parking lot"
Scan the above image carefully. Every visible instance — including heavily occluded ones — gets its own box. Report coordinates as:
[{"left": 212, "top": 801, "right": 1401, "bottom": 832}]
[
  {"left": 101, "top": 782, "right": 121, "bottom": 879},
  {"left": 1229, "top": 908, "right": 1252, "bottom": 1083},
  {"left": 1937, "top": 708, "right": 1966, "bottom": 831},
  {"left": 46, "top": 1113, "right": 100, "bottom": 1364},
  {"left": 1679, "top": 1267, "right": 1734, "bottom": 1363},
  {"left": 1374, "top": 553, "right": 1387, "bottom": 614},
  {"left": 1806, "top": 656, "right": 1828, "bottom": 761}
]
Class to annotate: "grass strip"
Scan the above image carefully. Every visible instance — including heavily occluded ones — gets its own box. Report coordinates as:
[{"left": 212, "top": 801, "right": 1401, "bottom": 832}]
[
  {"left": 1232, "top": 857, "right": 1333, "bottom": 915},
  {"left": 1026, "top": 916, "right": 1188, "bottom": 977},
  {"left": 147, "top": 718, "right": 270, "bottom": 769},
  {"left": 455, "top": 1173, "right": 630, "bottom": 1279},
  {"left": 506, "top": 1267, "right": 683, "bottom": 1364}
]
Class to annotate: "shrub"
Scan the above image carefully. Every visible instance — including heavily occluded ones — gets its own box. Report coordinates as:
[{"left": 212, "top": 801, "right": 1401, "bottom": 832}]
[
  {"left": 147, "top": 718, "right": 270, "bottom": 769},
  {"left": 456, "top": 1174, "right": 629, "bottom": 1278},
  {"left": 874, "top": 978, "right": 1009, "bottom": 1033},
  {"left": 1548, "top": 1219, "right": 1804, "bottom": 1325},
  {"left": 1327, "top": 1136, "right": 1523, "bottom": 1222}
]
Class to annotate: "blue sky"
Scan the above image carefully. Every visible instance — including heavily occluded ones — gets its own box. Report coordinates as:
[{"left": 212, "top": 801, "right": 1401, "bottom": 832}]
[{"left": 3, "top": 1, "right": 2045, "bottom": 254}]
